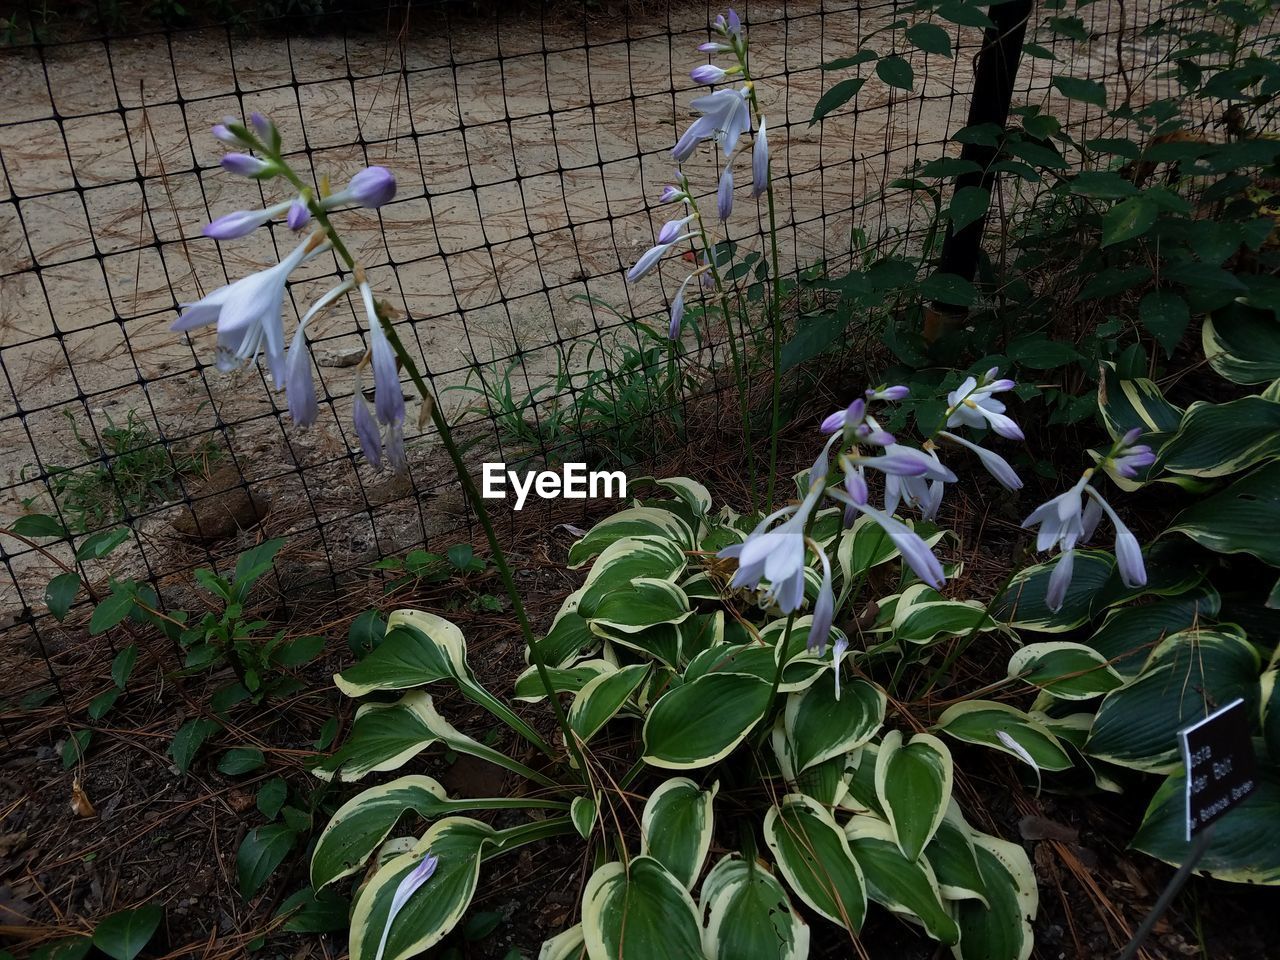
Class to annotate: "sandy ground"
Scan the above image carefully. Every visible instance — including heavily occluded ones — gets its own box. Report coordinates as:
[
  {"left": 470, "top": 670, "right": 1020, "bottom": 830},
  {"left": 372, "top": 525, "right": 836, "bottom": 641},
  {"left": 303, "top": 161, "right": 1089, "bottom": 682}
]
[{"left": 0, "top": 0, "right": 1185, "bottom": 620}]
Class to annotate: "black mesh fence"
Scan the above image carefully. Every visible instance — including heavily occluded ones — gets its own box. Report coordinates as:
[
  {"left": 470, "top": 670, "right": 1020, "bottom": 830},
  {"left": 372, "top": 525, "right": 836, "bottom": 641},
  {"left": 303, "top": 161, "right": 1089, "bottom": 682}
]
[{"left": 0, "top": 0, "right": 1211, "bottom": 729}]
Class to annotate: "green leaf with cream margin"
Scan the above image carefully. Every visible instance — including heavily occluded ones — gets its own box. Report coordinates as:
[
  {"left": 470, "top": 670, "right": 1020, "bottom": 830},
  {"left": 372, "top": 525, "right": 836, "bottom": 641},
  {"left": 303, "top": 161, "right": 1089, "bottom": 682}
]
[
  {"left": 1097, "top": 361, "right": 1183, "bottom": 446},
  {"left": 837, "top": 514, "right": 945, "bottom": 604},
  {"left": 699, "top": 855, "right": 810, "bottom": 960},
  {"left": 641, "top": 777, "right": 718, "bottom": 890},
  {"left": 567, "top": 663, "right": 649, "bottom": 747},
  {"left": 764, "top": 794, "right": 867, "bottom": 933},
  {"left": 781, "top": 673, "right": 885, "bottom": 775},
  {"left": 1132, "top": 759, "right": 1280, "bottom": 884},
  {"left": 310, "top": 775, "right": 567, "bottom": 890},
  {"left": 1167, "top": 461, "right": 1280, "bottom": 567},
  {"left": 1007, "top": 642, "right": 1123, "bottom": 701},
  {"left": 589, "top": 578, "right": 692, "bottom": 634},
  {"left": 334, "top": 610, "right": 550, "bottom": 754},
  {"left": 924, "top": 813, "right": 988, "bottom": 905},
  {"left": 934, "top": 702, "right": 1072, "bottom": 772},
  {"left": 643, "top": 671, "right": 773, "bottom": 769},
  {"left": 348, "top": 818, "right": 494, "bottom": 960},
  {"left": 1085, "top": 627, "right": 1259, "bottom": 773},
  {"left": 313, "top": 691, "right": 555, "bottom": 786},
  {"left": 1157, "top": 396, "right": 1280, "bottom": 478},
  {"left": 874, "top": 730, "right": 953, "bottom": 861},
  {"left": 539, "top": 923, "right": 587, "bottom": 960},
  {"left": 844, "top": 814, "right": 960, "bottom": 944},
  {"left": 952, "top": 833, "right": 1038, "bottom": 960},
  {"left": 567, "top": 506, "right": 694, "bottom": 568},
  {"left": 582, "top": 857, "right": 704, "bottom": 960},
  {"left": 990, "top": 550, "right": 1115, "bottom": 632},
  {"left": 892, "top": 599, "right": 999, "bottom": 645}
]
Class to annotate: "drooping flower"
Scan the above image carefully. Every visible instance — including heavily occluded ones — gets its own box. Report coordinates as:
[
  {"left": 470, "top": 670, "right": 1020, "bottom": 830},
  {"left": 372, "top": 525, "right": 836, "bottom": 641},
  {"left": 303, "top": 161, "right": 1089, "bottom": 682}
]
[
  {"left": 1085, "top": 487, "right": 1147, "bottom": 588},
  {"left": 669, "top": 274, "right": 694, "bottom": 340},
  {"left": 284, "top": 280, "right": 353, "bottom": 427},
  {"left": 203, "top": 199, "right": 295, "bottom": 240},
  {"left": 1021, "top": 478, "right": 1088, "bottom": 554},
  {"left": 324, "top": 166, "right": 398, "bottom": 210},
  {"left": 673, "top": 87, "right": 752, "bottom": 161},
  {"left": 717, "top": 166, "right": 734, "bottom": 221},
  {"left": 866, "top": 384, "right": 909, "bottom": 401},
  {"left": 850, "top": 502, "right": 945, "bottom": 589},
  {"left": 831, "top": 633, "right": 849, "bottom": 699},
  {"left": 720, "top": 453, "right": 828, "bottom": 613},
  {"left": 1103, "top": 427, "right": 1156, "bottom": 481},
  {"left": 374, "top": 852, "right": 439, "bottom": 960},
  {"left": 287, "top": 199, "right": 312, "bottom": 231},
  {"left": 807, "top": 548, "right": 834, "bottom": 652},
  {"left": 627, "top": 241, "right": 673, "bottom": 283},
  {"left": 752, "top": 117, "right": 769, "bottom": 196},
  {"left": 658, "top": 214, "right": 695, "bottom": 244},
  {"left": 946, "top": 374, "right": 1023, "bottom": 440},
  {"left": 939, "top": 430, "right": 1023, "bottom": 491},
  {"left": 172, "top": 235, "right": 320, "bottom": 385},
  {"left": 220, "top": 152, "right": 274, "bottom": 178}
]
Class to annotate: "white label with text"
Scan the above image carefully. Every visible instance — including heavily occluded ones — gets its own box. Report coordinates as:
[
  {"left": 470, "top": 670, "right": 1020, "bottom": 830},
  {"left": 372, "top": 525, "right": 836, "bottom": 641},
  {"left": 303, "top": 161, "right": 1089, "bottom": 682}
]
[{"left": 481, "top": 463, "right": 626, "bottom": 510}]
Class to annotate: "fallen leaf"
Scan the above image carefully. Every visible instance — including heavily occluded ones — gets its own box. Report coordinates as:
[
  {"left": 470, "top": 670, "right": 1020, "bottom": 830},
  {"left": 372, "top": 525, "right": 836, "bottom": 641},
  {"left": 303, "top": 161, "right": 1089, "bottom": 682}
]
[{"left": 70, "top": 779, "right": 97, "bottom": 818}]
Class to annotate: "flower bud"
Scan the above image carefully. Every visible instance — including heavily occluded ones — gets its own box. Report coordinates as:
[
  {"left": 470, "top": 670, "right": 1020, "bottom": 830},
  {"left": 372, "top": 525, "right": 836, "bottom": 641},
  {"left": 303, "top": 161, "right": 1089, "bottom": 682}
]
[
  {"left": 691, "top": 64, "right": 729, "bottom": 85},
  {"left": 287, "top": 199, "right": 312, "bottom": 231},
  {"left": 717, "top": 166, "right": 734, "bottom": 221},
  {"left": 220, "top": 153, "right": 273, "bottom": 178},
  {"left": 346, "top": 166, "right": 397, "bottom": 208}
]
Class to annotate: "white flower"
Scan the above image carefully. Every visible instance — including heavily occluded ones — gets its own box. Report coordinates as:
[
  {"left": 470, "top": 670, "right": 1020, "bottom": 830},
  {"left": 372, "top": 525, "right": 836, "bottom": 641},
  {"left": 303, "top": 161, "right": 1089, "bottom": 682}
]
[
  {"left": 673, "top": 87, "right": 752, "bottom": 160},
  {"left": 946, "top": 376, "right": 1024, "bottom": 440}
]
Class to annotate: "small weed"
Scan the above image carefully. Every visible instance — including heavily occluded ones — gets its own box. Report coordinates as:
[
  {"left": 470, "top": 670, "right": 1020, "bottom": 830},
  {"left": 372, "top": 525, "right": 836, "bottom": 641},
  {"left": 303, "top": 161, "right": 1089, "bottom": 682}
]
[{"left": 31, "top": 410, "right": 221, "bottom": 533}]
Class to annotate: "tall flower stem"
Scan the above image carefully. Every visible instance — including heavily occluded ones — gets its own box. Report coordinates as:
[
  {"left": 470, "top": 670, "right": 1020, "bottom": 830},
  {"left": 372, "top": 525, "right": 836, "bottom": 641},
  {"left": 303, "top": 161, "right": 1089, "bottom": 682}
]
[
  {"left": 259, "top": 141, "right": 582, "bottom": 773},
  {"left": 737, "top": 54, "right": 786, "bottom": 512},
  {"left": 685, "top": 189, "right": 759, "bottom": 512}
]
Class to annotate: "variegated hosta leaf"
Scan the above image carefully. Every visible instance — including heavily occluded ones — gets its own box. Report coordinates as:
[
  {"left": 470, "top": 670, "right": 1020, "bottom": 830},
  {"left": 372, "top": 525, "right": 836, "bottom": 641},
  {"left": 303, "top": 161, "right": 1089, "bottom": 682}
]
[
  {"left": 1158, "top": 396, "right": 1280, "bottom": 478},
  {"left": 678, "top": 611, "right": 724, "bottom": 662},
  {"left": 1082, "top": 589, "right": 1219, "bottom": 678},
  {"left": 1132, "top": 758, "right": 1280, "bottom": 884},
  {"left": 1168, "top": 460, "right": 1280, "bottom": 566},
  {"left": 764, "top": 794, "right": 867, "bottom": 933},
  {"left": 570, "top": 795, "right": 597, "bottom": 840},
  {"left": 582, "top": 857, "right": 703, "bottom": 960},
  {"left": 1007, "top": 642, "right": 1123, "bottom": 701},
  {"left": 934, "top": 701, "right": 1072, "bottom": 772},
  {"left": 567, "top": 663, "right": 649, "bottom": 746},
  {"left": 313, "top": 691, "right": 555, "bottom": 786},
  {"left": 589, "top": 578, "right": 692, "bottom": 634},
  {"left": 311, "top": 775, "right": 566, "bottom": 890},
  {"left": 336, "top": 610, "right": 549, "bottom": 754},
  {"left": 514, "top": 659, "right": 616, "bottom": 702},
  {"left": 874, "top": 730, "right": 953, "bottom": 861},
  {"left": 1097, "top": 360, "right": 1183, "bottom": 445},
  {"left": 539, "top": 923, "right": 587, "bottom": 960},
  {"left": 1085, "top": 627, "right": 1260, "bottom": 773},
  {"left": 538, "top": 605, "right": 598, "bottom": 668},
  {"left": 594, "top": 621, "right": 682, "bottom": 667},
  {"left": 348, "top": 817, "right": 494, "bottom": 960},
  {"left": 839, "top": 742, "right": 882, "bottom": 818},
  {"left": 782, "top": 673, "right": 884, "bottom": 775},
  {"left": 1202, "top": 303, "right": 1280, "bottom": 385},
  {"left": 844, "top": 815, "right": 960, "bottom": 945},
  {"left": 1263, "top": 646, "right": 1280, "bottom": 760},
  {"left": 641, "top": 778, "right": 717, "bottom": 890},
  {"left": 649, "top": 476, "right": 714, "bottom": 526},
  {"left": 574, "top": 535, "right": 689, "bottom": 617},
  {"left": 892, "top": 599, "right": 999, "bottom": 645},
  {"left": 924, "top": 815, "right": 987, "bottom": 905},
  {"left": 990, "top": 550, "right": 1115, "bottom": 632},
  {"left": 951, "top": 833, "right": 1038, "bottom": 960},
  {"left": 643, "top": 672, "right": 772, "bottom": 768},
  {"left": 699, "top": 855, "right": 809, "bottom": 960},
  {"left": 567, "top": 506, "right": 695, "bottom": 568}
]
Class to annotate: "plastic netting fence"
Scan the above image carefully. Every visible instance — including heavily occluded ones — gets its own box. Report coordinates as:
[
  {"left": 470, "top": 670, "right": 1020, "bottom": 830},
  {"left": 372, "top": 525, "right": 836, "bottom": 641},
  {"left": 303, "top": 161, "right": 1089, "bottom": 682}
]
[{"left": 0, "top": 0, "right": 1202, "bottom": 719}]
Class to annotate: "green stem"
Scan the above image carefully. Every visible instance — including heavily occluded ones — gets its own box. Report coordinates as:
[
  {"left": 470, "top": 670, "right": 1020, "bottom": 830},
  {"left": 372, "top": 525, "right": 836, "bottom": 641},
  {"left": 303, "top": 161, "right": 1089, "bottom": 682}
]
[
  {"left": 686, "top": 189, "right": 758, "bottom": 511},
  {"left": 259, "top": 138, "right": 582, "bottom": 773}
]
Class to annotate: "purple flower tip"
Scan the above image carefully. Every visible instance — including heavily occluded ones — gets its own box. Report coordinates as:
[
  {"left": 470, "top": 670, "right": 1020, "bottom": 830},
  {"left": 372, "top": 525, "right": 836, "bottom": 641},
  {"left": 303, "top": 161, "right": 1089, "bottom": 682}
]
[
  {"left": 287, "top": 199, "right": 311, "bottom": 231},
  {"left": 348, "top": 166, "right": 397, "bottom": 208},
  {"left": 220, "top": 152, "right": 271, "bottom": 178}
]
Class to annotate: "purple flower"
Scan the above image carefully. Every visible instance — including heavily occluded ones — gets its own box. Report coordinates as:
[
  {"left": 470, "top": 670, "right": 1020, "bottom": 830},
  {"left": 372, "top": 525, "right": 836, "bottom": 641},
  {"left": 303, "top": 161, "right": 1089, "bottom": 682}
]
[
  {"left": 939, "top": 430, "right": 1023, "bottom": 491},
  {"left": 203, "top": 200, "right": 291, "bottom": 240},
  {"left": 211, "top": 122, "right": 244, "bottom": 146},
  {"left": 807, "top": 549, "right": 835, "bottom": 652},
  {"left": 1045, "top": 550, "right": 1075, "bottom": 614},
  {"left": 287, "top": 199, "right": 312, "bottom": 231},
  {"left": 866, "top": 384, "right": 909, "bottom": 401},
  {"left": 220, "top": 152, "right": 273, "bottom": 178},
  {"left": 660, "top": 183, "right": 685, "bottom": 203},
  {"left": 821, "top": 398, "right": 866, "bottom": 435},
  {"left": 699, "top": 41, "right": 732, "bottom": 53},
  {"left": 670, "top": 275, "right": 693, "bottom": 340},
  {"left": 657, "top": 215, "right": 695, "bottom": 245},
  {"left": 674, "top": 88, "right": 752, "bottom": 160},
  {"left": 284, "top": 280, "right": 352, "bottom": 427},
  {"left": 1104, "top": 428, "right": 1156, "bottom": 481},
  {"left": 692, "top": 64, "right": 729, "bottom": 85},
  {"left": 374, "top": 852, "right": 439, "bottom": 960},
  {"left": 173, "top": 236, "right": 319, "bottom": 385},
  {"left": 752, "top": 118, "right": 769, "bottom": 196},
  {"left": 852, "top": 503, "right": 945, "bottom": 589},
  {"left": 250, "top": 111, "right": 275, "bottom": 141},
  {"left": 353, "top": 387, "right": 383, "bottom": 469},
  {"left": 717, "top": 166, "right": 734, "bottom": 221},
  {"left": 325, "top": 165, "right": 397, "bottom": 209},
  {"left": 627, "top": 242, "right": 673, "bottom": 283},
  {"left": 1022, "top": 480, "right": 1088, "bottom": 553},
  {"left": 1085, "top": 487, "right": 1147, "bottom": 588}
]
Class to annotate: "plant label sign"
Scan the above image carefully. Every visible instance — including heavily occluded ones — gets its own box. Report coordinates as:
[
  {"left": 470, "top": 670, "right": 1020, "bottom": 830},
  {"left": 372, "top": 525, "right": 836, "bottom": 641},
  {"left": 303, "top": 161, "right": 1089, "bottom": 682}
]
[{"left": 1178, "top": 698, "right": 1257, "bottom": 841}]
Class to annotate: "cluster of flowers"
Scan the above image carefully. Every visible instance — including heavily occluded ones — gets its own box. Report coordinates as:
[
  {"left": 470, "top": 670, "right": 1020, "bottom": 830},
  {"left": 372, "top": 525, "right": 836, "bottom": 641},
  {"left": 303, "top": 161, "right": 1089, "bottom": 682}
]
[
  {"left": 173, "top": 113, "right": 407, "bottom": 470},
  {"left": 625, "top": 10, "right": 769, "bottom": 339},
  {"left": 718, "top": 371, "right": 1152, "bottom": 683}
]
